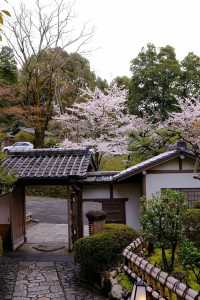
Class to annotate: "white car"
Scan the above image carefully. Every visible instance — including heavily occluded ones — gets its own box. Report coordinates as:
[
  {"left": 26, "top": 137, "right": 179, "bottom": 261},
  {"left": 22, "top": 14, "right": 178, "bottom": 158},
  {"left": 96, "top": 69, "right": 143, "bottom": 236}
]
[{"left": 3, "top": 142, "right": 34, "bottom": 153}]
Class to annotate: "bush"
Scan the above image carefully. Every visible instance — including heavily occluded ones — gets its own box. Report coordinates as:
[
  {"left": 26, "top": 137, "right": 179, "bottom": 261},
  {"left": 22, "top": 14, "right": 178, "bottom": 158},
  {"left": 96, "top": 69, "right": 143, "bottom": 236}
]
[
  {"left": 74, "top": 224, "right": 138, "bottom": 283},
  {"left": 14, "top": 131, "right": 34, "bottom": 143},
  {"left": 44, "top": 136, "right": 59, "bottom": 147},
  {"left": 26, "top": 185, "right": 70, "bottom": 198},
  {"left": 184, "top": 209, "right": 200, "bottom": 247},
  {"left": 180, "top": 240, "right": 200, "bottom": 286},
  {"left": 141, "top": 189, "right": 186, "bottom": 272}
]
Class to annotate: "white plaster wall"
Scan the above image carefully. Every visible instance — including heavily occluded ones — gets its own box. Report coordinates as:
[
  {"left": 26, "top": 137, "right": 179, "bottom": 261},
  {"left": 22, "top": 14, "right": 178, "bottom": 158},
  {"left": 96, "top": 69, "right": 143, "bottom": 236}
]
[
  {"left": 82, "top": 184, "right": 110, "bottom": 199},
  {"left": 182, "top": 158, "right": 195, "bottom": 170},
  {"left": 82, "top": 183, "right": 142, "bottom": 230},
  {"left": 151, "top": 158, "right": 179, "bottom": 170},
  {"left": 146, "top": 173, "right": 200, "bottom": 198},
  {"left": 114, "top": 183, "right": 141, "bottom": 229}
]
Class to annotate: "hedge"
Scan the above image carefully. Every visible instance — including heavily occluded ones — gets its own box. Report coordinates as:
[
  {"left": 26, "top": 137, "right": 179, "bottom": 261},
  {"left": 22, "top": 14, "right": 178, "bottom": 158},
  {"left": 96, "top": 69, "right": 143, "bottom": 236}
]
[
  {"left": 184, "top": 209, "right": 200, "bottom": 247},
  {"left": 74, "top": 224, "right": 139, "bottom": 283}
]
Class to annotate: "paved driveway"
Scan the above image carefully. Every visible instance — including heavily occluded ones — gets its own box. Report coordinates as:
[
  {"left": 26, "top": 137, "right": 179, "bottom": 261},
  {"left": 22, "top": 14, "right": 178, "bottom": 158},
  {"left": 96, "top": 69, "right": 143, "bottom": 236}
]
[
  {"left": 26, "top": 196, "right": 101, "bottom": 224},
  {"left": 26, "top": 196, "right": 68, "bottom": 224}
]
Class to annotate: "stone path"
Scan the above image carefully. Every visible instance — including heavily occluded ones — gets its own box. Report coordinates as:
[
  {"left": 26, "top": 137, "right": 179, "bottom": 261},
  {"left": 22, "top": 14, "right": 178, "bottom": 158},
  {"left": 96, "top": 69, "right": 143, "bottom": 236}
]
[
  {"left": 13, "top": 262, "right": 65, "bottom": 300},
  {"left": 0, "top": 258, "right": 18, "bottom": 300},
  {"left": 0, "top": 257, "right": 106, "bottom": 300}
]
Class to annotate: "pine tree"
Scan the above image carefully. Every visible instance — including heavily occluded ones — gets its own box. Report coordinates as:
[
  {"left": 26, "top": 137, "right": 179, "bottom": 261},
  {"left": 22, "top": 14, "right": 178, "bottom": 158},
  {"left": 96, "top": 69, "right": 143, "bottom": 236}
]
[{"left": 0, "top": 46, "right": 17, "bottom": 84}]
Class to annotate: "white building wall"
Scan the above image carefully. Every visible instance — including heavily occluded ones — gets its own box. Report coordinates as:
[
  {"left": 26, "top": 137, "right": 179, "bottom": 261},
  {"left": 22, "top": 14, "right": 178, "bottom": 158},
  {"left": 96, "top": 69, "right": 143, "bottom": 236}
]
[
  {"left": 113, "top": 183, "right": 141, "bottom": 229},
  {"left": 83, "top": 184, "right": 110, "bottom": 199},
  {"left": 82, "top": 182, "right": 141, "bottom": 230},
  {"left": 146, "top": 173, "right": 200, "bottom": 198},
  {"left": 151, "top": 158, "right": 179, "bottom": 170}
]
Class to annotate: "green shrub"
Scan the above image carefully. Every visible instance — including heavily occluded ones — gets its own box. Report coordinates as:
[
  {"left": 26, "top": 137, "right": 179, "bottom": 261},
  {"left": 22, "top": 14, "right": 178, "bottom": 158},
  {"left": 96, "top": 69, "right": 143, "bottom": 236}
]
[
  {"left": 74, "top": 224, "right": 138, "bottom": 283},
  {"left": 14, "top": 131, "right": 34, "bottom": 143},
  {"left": 180, "top": 240, "right": 200, "bottom": 286},
  {"left": 184, "top": 209, "right": 200, "bottom": 247},
  {"left": 44, "top": 136, "right": 59, "bottom": 147},
  {"left": 26, "top": 185, "right": 70, "bottom": 198}
]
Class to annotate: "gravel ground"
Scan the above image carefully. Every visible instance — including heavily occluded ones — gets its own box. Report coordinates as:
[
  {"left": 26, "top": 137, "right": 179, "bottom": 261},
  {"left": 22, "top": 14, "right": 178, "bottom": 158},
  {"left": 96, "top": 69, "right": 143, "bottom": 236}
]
[
  {"left": 26, "top": 196, "right": 68, "bottom": 224},
  {"left": 26, "top": 196, "right": 100, "bottom": 224}
]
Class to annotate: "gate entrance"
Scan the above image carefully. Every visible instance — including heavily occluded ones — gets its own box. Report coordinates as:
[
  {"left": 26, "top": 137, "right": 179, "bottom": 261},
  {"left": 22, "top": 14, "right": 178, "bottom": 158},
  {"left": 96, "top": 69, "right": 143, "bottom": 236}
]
[{"left": 0, "top": 148, "right": 96, "bottom": 251}]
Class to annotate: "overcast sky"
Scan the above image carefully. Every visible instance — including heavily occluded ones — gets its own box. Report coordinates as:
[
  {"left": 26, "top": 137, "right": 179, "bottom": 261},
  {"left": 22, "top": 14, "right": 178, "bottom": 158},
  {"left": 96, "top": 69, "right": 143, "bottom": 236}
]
[{"left": 6, "top": 0, "right": 200, "bottom": 81}]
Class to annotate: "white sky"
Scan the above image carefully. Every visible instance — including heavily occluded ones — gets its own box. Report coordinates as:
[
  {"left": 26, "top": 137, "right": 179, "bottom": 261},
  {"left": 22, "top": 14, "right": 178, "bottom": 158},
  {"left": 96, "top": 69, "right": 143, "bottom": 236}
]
[{"left": 6, "top": 0, "right": 200, "bottom": 81}]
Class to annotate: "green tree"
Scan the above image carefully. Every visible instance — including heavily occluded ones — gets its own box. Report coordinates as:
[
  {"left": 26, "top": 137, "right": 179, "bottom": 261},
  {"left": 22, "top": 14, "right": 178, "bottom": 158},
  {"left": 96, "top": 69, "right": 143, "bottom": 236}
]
[
  {"left": 3, "top": 0, "right": 94, "bottom": 148},
  {"left": 180, "top": 240, "right": 200, "bottom": 285},
  {"left": 141, "top": 189, "right": 186, "bottom": 272},
  {"left": 95, "top": 76, "right": 108, "bottom": 91},
  {"left": 61, "top": 52, "right": 97, "bottom": 107},
  {"left": 0, "top": 136, "right": 16, "bottom": 195},
  {"left": 128, "top": 127, "right": 181, "bottom": 165},
  {"left": 111, "top": 75, "right": 130, "bottom": 90},
  {"left": 20, "top": 48, "right": 97, "bottom": 147},
  {"left": 179, "top": 52, "right": 200, "bottom": 99},
  {"left": 0, "top": 46, "right": 17, "bottom": 84},
  {"left": 0, "top": 1, "right": 10, "bottom": 40},
  {"left": 129, "top": 44, "right": 181, "bottom": 121}
]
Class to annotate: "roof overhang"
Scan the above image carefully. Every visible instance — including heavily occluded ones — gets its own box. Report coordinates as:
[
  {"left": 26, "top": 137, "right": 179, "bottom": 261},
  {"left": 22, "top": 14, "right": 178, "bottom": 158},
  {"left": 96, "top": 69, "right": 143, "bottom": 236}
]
[
  {"left": 2, "top": 148, "right": 96, "bottom": 184},
  {"left": 113, "top": 149, "right": 196, "bottom": 182}
]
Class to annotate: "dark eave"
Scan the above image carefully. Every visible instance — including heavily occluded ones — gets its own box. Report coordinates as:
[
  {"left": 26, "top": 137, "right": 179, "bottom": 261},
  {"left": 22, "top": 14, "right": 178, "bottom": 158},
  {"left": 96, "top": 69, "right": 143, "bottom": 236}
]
[{"left": 80, "top": 171, "right": 119, "bottom": 183}]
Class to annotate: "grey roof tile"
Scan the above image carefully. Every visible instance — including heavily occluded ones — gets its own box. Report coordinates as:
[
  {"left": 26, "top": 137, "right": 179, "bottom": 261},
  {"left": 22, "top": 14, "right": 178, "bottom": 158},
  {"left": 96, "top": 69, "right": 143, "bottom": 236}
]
[
  {"left": 113, "top": 149, "right": 195, "bottom": 182},
  {"left": 2, "top": 148, "right": 93, "bottom": 180}
]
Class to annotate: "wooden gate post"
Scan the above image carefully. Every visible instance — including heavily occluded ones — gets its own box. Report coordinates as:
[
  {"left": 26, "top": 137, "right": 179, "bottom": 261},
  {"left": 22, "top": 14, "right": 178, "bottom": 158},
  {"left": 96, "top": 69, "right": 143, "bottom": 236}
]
[
  {"left": 68, "top": 184, "right": 83, "bottom": 251},
  {"left": 11, "top": 184, "right": 26, "bottom": 250}
]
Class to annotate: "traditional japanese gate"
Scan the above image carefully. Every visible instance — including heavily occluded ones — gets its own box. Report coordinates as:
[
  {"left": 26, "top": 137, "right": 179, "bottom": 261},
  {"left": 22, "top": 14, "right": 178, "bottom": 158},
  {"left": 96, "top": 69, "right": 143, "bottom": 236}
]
[{"left": 0, "top": 148, "right": 96, "bottom": 251}]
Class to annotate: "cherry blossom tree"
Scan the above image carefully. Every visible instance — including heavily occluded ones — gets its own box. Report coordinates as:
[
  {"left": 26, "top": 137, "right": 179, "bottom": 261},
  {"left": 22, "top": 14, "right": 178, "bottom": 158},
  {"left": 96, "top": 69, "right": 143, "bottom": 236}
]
[
  {"left": 166, "top": 97, "right": 200, "bottom": 156},
  {"left": 55, "top": 85, "right": 145, "bottom": 168}
]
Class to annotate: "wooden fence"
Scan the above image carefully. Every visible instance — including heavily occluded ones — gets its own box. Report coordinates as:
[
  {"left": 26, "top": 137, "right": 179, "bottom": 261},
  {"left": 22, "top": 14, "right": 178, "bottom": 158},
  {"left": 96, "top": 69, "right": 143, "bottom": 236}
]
[{"left": 123, "top": 237, "right": 200, "bottom": 300}]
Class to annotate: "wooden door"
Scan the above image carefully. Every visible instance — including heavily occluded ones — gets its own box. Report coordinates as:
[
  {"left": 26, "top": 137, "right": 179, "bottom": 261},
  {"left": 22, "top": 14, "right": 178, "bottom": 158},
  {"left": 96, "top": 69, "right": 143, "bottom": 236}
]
[
  {"left": 102, "top": 199, "right": 126, "bottom": 224},
  {"left": 10, "top": 185, "right": 25, "bottom": 250},
  {"left": 68, "top": 190, "right": 83, "bottom": 251}
]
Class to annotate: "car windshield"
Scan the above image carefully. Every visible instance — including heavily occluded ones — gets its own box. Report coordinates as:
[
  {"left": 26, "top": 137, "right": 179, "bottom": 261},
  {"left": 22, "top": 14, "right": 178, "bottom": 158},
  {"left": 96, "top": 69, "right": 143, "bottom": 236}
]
[{"left": 14, "top": 142, "right": 29, "bottom": 146}]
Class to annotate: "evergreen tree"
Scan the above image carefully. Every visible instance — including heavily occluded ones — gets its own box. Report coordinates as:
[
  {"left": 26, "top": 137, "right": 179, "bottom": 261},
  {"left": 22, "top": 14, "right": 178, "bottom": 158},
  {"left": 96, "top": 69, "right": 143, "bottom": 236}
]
[
  {"left": 0, "top": 46, "right": 17, "bottom": 84},
  {"left": 129, "top": 44, "right": 181, "bottom": 121},
  {"left": 180, "top": 52, "right": 200, "bottom": 99}
]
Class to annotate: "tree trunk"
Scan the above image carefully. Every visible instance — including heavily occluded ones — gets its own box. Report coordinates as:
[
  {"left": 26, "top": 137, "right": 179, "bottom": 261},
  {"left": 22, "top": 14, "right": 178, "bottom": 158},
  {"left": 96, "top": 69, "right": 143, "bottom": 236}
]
[
  {"left": 34, "top": 128, "right": 45, "bottom": 148},
  {"left": 94, "top": 152, "right": 103, "bottom": 170},
  {"left": 169, "top": 243, "right": 177, "bottom": 272},
  {"left": 161, "top": 247, "right": 169, "bottom": 272}
]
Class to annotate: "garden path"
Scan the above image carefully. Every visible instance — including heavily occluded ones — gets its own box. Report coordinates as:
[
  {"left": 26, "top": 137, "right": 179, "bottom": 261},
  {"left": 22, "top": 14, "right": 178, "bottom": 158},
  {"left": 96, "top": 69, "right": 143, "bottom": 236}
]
[{"left": 0, "top": 256, "right": 106, "bottom": 300}]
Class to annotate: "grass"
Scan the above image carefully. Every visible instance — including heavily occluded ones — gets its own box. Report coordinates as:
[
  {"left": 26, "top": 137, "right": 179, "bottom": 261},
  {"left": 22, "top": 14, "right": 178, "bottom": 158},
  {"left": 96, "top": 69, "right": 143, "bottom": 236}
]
[
  {"left": 117, "top": 273, "right": 133, "bottom": 292},
  {"left": 100, "top": 155, "right": 128, "bottom": 171},
  {"left": 149, "top": 248, "right": 200, "bottom": 291}
]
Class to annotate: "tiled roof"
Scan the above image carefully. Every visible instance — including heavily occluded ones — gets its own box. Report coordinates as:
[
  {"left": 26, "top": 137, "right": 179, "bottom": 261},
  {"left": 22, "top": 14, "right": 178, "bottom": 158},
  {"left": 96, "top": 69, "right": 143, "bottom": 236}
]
[
  {"left": 2, "top": 148, "right": 94, "bottom": 180},
  {"left": 113, "top": 149, "right": 195, "bottom": 182}
]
